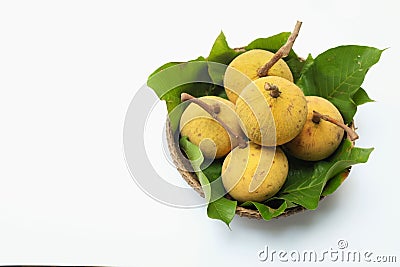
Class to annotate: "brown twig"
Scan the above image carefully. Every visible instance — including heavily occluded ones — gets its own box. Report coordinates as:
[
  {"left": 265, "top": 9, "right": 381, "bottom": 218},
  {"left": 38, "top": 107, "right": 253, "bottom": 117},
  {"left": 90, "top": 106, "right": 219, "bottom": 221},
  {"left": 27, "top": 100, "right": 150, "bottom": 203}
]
[
  {"left": 234, "top": 46, "right": 246, "bottom": 53},
  {"left": 312, "top": 111, "right": 359, "bottom": 141},
  {"left": 181, "top": 93, "right": 248, "bottom": 148},
  {"left": 258, "top": 20, "right": 302, "bottom": 77}
]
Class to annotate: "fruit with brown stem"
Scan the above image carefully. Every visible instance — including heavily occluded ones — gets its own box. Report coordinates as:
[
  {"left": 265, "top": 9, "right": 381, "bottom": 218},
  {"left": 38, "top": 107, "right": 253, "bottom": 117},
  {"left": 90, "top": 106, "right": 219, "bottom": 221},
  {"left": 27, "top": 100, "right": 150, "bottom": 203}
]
[
  {"left": 284, "top": 96, "right": 359, "bottom": 161},
  {"left": 223, "top": 21, "right": 302, "bottom": 103},
  {"left": 223, "top": 49, "right": 294, "bottom": 103},
  {"left": 235, "top": 76, "right": 308, "bottom": 146},
  {"left": 180, "top": 95, "right": 245, "bottom": 159}
]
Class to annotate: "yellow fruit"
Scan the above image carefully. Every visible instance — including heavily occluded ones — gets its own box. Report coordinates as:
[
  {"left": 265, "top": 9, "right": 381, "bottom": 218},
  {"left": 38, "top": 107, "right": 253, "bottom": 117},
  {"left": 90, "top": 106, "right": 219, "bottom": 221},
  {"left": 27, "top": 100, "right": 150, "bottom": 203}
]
[
  {"left": 221, "top": 142, "right": 288, "bottom": 202},
  {"left": 223, "top": 49, "right": 293, "bottom": 103},
  {"left": 284, "top": 96, "right": 345, "bottom": 161},
  {"left": 180, "top": 96, "right": 243, "bottom": 159},
  {"left": 235, "top": 76, "right": 307, "bottom": 146}
]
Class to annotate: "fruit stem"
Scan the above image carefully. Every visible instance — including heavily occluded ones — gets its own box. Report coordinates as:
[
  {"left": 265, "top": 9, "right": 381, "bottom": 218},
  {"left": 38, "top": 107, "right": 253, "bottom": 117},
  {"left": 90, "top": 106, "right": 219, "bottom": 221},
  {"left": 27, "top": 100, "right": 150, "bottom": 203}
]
[
  {"left": 264, "top": 83, "right": 281, "bottom": 98},
  {"left": 258, "top": 20, "right": 302, "bottom": 78},
  {"left": 181, "top": 93, "right": 248, "bottom": 148},
  {"left": 312, "top": 111, "right": 359, "bottom": 141}
]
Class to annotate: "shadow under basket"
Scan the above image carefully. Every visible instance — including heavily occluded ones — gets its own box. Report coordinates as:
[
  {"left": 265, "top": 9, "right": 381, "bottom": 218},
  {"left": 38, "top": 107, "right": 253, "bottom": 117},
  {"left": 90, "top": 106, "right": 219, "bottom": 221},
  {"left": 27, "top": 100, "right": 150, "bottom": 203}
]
[{"left": 165, "top": 120, "right": 347, "bottom": 220}]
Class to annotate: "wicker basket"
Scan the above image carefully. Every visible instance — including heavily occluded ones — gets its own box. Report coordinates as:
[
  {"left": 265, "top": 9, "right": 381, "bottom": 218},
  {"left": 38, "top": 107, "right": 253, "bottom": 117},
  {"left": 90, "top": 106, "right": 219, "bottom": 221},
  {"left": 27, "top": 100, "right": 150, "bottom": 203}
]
[{"left": 165, "top": 120, "right": 343, "bottom": 219}]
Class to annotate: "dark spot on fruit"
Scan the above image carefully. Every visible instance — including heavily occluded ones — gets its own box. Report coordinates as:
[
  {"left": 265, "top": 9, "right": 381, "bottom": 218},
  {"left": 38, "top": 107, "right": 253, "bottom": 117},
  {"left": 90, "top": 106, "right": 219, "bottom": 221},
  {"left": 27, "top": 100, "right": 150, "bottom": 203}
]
[
  {"left": 298, "top": 110, "right": 302, "bottom": 113},
  {"left": 269, "top": 104, "right": 273, "bottom": 108},
  {"left": 197, "top": 133, "right": 202, "bottom": 137},
  {"left": 337, "top": 132, "right": 341, "bottom": 140},
  {"left": 251, "top": 153, "right": 255, "bottom": 156},
  {"left": 284, "top": 164, "right": 287, "bottom": 168},
  {"left": 260, "top": 170, "right": 265, "bottom": 175},
  {"left": 255, "top": 145, "right": 261, "bottom": 150},
  {"left": 296, "top": 124, "right": 300, "bottom": 128},
  {"left": 307, "top": 128, "right": 312, "bottom": 136},
  {"left": 273, "top": 160, "right": 275, "bottom": 164}
]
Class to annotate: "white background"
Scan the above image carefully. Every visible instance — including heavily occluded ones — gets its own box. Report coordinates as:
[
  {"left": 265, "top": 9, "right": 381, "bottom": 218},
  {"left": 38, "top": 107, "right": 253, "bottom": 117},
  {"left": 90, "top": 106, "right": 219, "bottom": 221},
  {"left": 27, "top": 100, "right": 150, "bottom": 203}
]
[{"left": 0, "top": 0, "right": 399, "bottom": 266}]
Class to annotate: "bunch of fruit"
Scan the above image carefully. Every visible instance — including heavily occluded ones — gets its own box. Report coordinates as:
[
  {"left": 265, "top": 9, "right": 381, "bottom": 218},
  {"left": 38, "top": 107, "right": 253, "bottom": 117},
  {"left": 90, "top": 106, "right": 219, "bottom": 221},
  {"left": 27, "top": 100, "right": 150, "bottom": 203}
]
[
  {"left": 179, "top": 22, "right": 357, "bottom": 203},
  {"left": 147, "top": 20, "right": 381, "bottom": 224}
]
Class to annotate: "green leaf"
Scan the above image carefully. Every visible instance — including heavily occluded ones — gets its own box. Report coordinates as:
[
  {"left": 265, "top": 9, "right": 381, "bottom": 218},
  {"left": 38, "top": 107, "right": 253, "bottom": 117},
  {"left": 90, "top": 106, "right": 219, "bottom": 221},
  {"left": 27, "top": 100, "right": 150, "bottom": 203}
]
[
  {"left": 202, "top": 160, "right": 223, "bottom": 182},
  {"left": 274, "top": 160, "right": 322, "bottom": 210},
  {"left": 321, "top": 140, "right": 373, "bottom": 197},
  {"left": 207, "top": 197, "right": 237, "bottom": 228},
  {"left": 297, "top": 45, "right": 383, "bottom": 123},
  {"left": 148, "top": 61, "right": 181, "bottom": 78},
  {"left": 245, "top": 32, "right": 298, "bottom": 60},
  {"left": 275, "top": 140, "right": 374, "bottom": 210},
  {"left": 353, "top": 87, "right": 375, "bottom": 106},
  {"left": 241, "top": 201, "right": 287, "bottom": 221},
  {"left": 207, "top": 32, "right": 242, "bottom": 87},
  {"left": 179, "top": 137, "right": 237, "bottom": 226},
  {"left": 286, "top": 53, "right": 314, "bottom": 82},
  {"left": 322, "top": 169, "right": 351, "bottom": 196},
  {"left": 284, "top": 200, "right": 299, "bottom": 209},
  {"left": 217, "top": 89, "right": 228, "bottom": 100},
  {"left": 179, "top": 136, "right": 211, "bottom": 200},
  {"left": 148, "top": 57, "right": 207, "bottom": 99},
  {"left": 207, "top": 31, "right": 242, "bottom": 64},
  {"left": 203, "top": 160, "right": 227, "bottom": 201},
  {"left": 147, "top": 58, "right": 217, "bottom": 131},
  {"left": 147, "top": 57, "right": 211, "bottom": 101}
]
